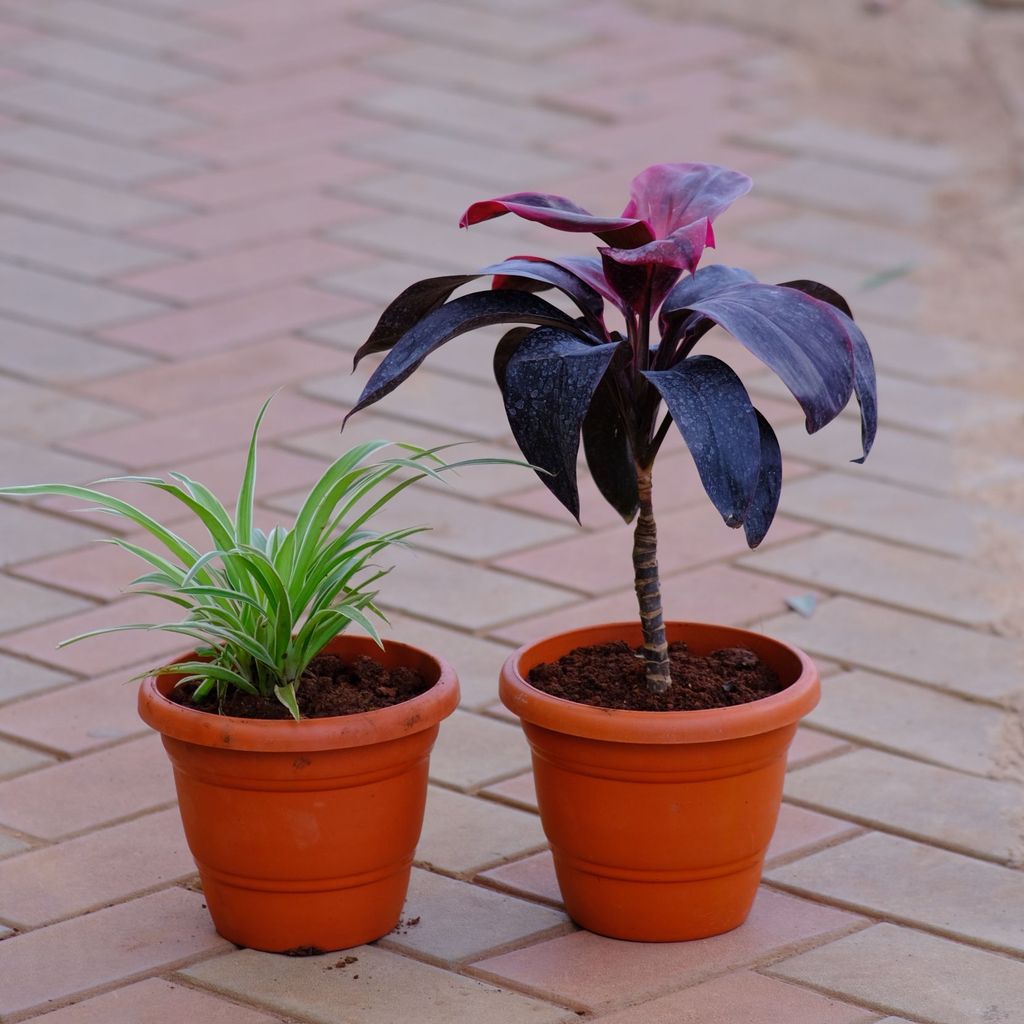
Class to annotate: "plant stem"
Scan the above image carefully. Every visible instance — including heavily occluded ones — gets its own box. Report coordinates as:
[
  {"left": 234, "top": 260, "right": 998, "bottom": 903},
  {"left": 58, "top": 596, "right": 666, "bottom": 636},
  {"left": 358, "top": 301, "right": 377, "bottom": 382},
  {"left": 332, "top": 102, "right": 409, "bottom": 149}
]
[{"left": 632, "top": 465, "right": 671, "bottom": 693}]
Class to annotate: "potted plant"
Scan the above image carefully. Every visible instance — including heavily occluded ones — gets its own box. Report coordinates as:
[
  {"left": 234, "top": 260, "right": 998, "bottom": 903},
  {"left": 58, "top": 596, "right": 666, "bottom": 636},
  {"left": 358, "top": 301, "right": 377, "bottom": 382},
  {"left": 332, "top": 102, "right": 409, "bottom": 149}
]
[
  {"left": 0, "top": 400, "right": 510, "bottom": 954},
  {"left": 344, "top": 163, "right": 877, "bottom": 941}
]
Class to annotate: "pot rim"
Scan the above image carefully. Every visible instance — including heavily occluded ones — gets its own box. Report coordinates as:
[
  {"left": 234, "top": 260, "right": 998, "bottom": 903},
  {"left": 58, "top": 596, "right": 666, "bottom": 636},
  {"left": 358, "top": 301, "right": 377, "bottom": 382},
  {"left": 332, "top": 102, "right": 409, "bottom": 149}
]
[
  {"left": 138, "top": 633, "right": 459, "bottom": 752},
  {"left": 500, "top": 620, "right": 819, "bottom": 744}
]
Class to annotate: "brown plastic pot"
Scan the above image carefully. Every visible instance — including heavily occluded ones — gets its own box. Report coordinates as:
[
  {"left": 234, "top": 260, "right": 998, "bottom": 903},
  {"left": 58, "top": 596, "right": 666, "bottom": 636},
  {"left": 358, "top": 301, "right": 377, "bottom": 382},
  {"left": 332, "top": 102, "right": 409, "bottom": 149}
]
[
  {"left": 138, "top": 634, "right": 458, "bottom": 953},
  {"left": 499, "top": 621, "right": 819, "bottom": 942}
]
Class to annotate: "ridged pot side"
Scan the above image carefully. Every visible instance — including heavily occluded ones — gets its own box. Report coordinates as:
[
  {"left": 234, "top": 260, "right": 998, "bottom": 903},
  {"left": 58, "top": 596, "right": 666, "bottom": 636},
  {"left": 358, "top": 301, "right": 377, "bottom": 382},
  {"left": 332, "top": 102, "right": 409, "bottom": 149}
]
[
  {"left": 499, "top": 621, "right": 819, "bottom": 942},
  {"left": 139, "top": 634, "right": 459, "bottom": 953}
]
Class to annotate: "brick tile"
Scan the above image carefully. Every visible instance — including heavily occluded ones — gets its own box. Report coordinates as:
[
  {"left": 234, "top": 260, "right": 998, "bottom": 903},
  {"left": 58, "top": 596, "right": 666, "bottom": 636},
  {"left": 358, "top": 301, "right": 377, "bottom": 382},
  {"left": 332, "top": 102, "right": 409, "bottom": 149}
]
[
  {"left": 168, "top": 109, "right": 388, "bottom": 166},
  {"left": 592, "top": 970, "right": 875, "bottom": 1024},
  {"left": 864, "top": 321, "right": 1009, "bottom": 382},
  {"left": 0, "top": 734, "right": 174, "bottom": 839},
  {"left": 0, "top": 504, "right": 100, "bottom": 569},
  {"left": 357, "top": 84, "right": 589, "bottom": 145},
  {"left": 189, "top": 23, "right": 397, "bottom": 77},
  {"left": 787, "top": 727, "right": 853, "bottom": 769},
  {"left": 0, "top": 211, "right": 172, "bottom": 280},
  {"left": 340, "top": 169, "right": 486, "bottom": 223},
  {"left": 349, "top": 129, "right": 585, "bottom": 191},
  {"left": 0, "top": 888, "right": 229, "bottom": 1020},
  {"left": 0, "top": 652, "right": 72, "bottom": 704},
  {"left": 743, "top": 212, "right": 929, "bottom": 271},
  {"left": 765, "top": 803, "right": 861, "bottom": 865},
  {"left": 364, "top": 43, "right": 583, "bottom": 102},
  {"left": 786, "top": 748, "right": 1024, "bottom": 863},
  {"left": 367, "top": 2, "right": 596, "bottom": 56},
  {"left": 378, "top": 867, "right": 568, "bottom": 964},
  {"left": 777, "top": 472, "right": 1023, "bottom": 558},
  {"left": 806, "top": 670, "right": 1006, "bottom": 776},
  {"left": 0, "top": 378, "right": 136, "bottom": 441},
  {"left": 0, "top": 832, "right": 30, "bottom": 858},
  {"left": 0, "top": 125, "right": 196, "bottom": 185},
  {"left": 0, "top": 438, "right": 116, "bottom": 487},
  {"left": 0, "top": 594, "right": 193, "bottom": 676},
  {"left": 376, "top": 612, "right": 512, "bottom": 708},
  {"left": 13, "top": 37, "right": 212, "bottom": 96},
  {"left": 25, "top": 978, "right": 282, "bottom": 1024},
  {"left": 493, "top": 565, "right": 811, "bottom": 646},
  {"left": 175, "top": 68, "right": 392, "bottom": 125},
  {"left": 85, "top": 336, "right": 346, "bottom": 410},
  {"left": 120, "top": 240, "right": 368, "bottom": 303},
  {"left": 0, "top": 660, "right": 152, "bottom": 754},
  {"left": 740, "top": 531, "right": 1007, "bottom": 627},
  {"left": 132, "top": 195, "right": 373, "bottom": 254},
  {"left": 307, "top": 365, "right": 512, "bottom": 440},
  {"left": 0, "top": 735, "right": 54, "bottom": 778},
  {"left": 17, "top": 0, "right": 216, "bottom": 49},
  {"left": 497, "top": 505, "right": 814, "bottom": 595},
  {"left": 744, "top": 118, "right": 961, "bottom": 179},
  {"left": 417, "top": 786, "right": 546, "bottom": 873},
  {"left": 0, "top": 78, "right": 200, "bottom": 142},
  {"left": 149, "top": 153, "right": 381, "bottom": 210},
  {"left": 318, "top": 256, "right": 457, "bottom": 305},
  {"left": 64, "top": 391, "right": 341, "bottom": 470},
  {"left": 182, "top": 945, "right": 572, "bottom": 1024},
  {"left": 0, "top": 263, "right": 165, "bottom": 329},
  {"left": 429, "top": 710, "right": 531, "bottom": 791},
  {"left": 755, "top": 158, "right": 932, "bottom": 224},
  {"left": 381, "top": 546, "right": 575, "bottom": 632},
  {"left": 479, "top": 850, "right": 562, "bottom": 905},
  {"left": 763, "top": 597, "right": 1024, "bottom": 702},
  {"left": 773, "top": 421, "right": 1021, "bottom": 495},
  {"left": 767, "top": 831, "right": 1024, "bottom": 954},
  {"left": 99, "top": 285, "right": 364, "bottom": 358},
  {"left": 768, "top": 923, "right": 1024, "bottom": 1024},
  {"left": 482, "top": 771, "right": 538, "bottom": 810},
  {"left": 196, "top": 0, "right": 371, "bottom": 28},
  {"left": 471, "top": 888, "right": 863, "bottom": 1009},
  {"left": 0, "top": 574, "right": 91, "bottom": 634},
  {"left": 0, "top": 807, "right": 193, "bottom": 926}
]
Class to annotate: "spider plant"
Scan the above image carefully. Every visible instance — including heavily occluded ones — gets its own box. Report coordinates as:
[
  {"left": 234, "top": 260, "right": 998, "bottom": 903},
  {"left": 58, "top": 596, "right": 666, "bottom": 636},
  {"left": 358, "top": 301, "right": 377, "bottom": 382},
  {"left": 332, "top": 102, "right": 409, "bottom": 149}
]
[{"left": 0, "top": 398, "right": 512, "bottom": 719}]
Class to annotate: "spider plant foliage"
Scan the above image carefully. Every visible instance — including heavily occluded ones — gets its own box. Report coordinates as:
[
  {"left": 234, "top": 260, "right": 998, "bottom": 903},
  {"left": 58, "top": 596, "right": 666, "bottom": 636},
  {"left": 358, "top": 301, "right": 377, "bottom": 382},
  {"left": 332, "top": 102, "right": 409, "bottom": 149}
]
[
  {"left": 0, "top": 399, "right": 505, "bottom": 720},
  {"left": 345, "top": 162, "right": 877, "bottom": 694}
]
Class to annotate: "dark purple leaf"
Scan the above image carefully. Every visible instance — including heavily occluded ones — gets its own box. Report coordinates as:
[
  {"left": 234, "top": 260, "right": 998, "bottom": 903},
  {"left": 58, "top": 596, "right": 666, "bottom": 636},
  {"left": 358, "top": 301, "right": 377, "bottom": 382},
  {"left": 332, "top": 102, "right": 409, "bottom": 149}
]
[
  {"left": 500, "top": 327, "right": 624, "bottom": 521},
  {"left": 582, "top": 361, "right": 638, "bottom": 523},
  {"left": 460, "top": 192, "right": 652, "bottom": 247},
  {"left": 683, "top": 283, "right": 855, "bottom": 433},
  {"left": 743, "top": 410, "right": 782, "bottom": 548},
  {"left": 622, "top": 163, "right": 752, "bottom": 238},
  {"left": 660, "top": 264, "right": 758, "bottom": 323},
  {"left": 483, "top": 256, "right": 606, "bottom": 334},
  {"left": 643, "top": 355, "right": 760, "bottom": 526},
  {"left": 345, "top": 291, "right": 582, "bottom": 422},
  {"left": 779, "top": 280, "right": 876, "bottom": 462},
  {"left": 352, "top": 274, "right": 475, "bottom": 368},
  {"left": 599, "top": 250, "right": 682, "bottom": 315}
]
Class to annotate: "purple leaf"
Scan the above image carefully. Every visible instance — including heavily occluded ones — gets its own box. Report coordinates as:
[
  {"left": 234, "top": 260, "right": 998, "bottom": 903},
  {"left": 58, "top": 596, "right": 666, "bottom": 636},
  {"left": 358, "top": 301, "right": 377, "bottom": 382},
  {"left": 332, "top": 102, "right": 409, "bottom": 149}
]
[
  {"left": 622, "top": 163, "right": 752, "bottom": 238},
  {"left": 499, "top": 327, "right": 625, "bottom": 521},
  {"left": 643, "top": 355, "right": 761, "bottom": 526},
  {"left": 684, "top": 283, "right": 856, "bottom": 433},
  {"left": 743, "top": 410, "right": 782, "bottom": 548},
  {"left": 345, "top": 291, "right": 583, "bottom": 423},
  {"left": 661, "top": 263, "right": 758, "bottom": 323},
  {"left": 460, "top": 192, "right": 652, "bottom": 247},
  {"left": 582, "top": 364, "right": 639, "bottom": 523},
  {"left": 483, "top": 256, "right": 606, "bottom": 334}
]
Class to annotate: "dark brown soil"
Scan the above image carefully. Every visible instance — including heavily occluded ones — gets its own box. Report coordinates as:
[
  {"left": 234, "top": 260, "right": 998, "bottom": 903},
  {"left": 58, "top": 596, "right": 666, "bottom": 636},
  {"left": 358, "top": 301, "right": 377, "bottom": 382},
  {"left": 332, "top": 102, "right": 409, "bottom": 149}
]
[
  {"left": 168, "top": 653, "right": 429, "bottom": 720},
  {"left": 527, "top": 641, "right": 784, "bottom": 711}
]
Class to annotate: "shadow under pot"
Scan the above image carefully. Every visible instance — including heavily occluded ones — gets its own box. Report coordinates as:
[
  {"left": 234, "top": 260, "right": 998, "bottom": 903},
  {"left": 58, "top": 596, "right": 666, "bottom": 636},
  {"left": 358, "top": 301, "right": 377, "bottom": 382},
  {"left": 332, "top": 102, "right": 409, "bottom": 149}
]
[
  {"left": 138, "top": 633, "right": 459, "bottom": 954},
  {"left": 499, "top": 620, "right": 819, "bottom": 942}
]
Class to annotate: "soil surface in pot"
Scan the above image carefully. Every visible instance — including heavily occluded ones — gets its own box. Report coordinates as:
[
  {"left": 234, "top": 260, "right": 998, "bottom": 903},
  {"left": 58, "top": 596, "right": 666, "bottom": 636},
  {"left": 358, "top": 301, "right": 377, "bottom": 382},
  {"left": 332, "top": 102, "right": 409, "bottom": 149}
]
[
  {"left": 168, "top": 653, "right": 429, "bottom": 719},
  {"left": 528, "top": 641, "right": 783, "bottom": 711}
]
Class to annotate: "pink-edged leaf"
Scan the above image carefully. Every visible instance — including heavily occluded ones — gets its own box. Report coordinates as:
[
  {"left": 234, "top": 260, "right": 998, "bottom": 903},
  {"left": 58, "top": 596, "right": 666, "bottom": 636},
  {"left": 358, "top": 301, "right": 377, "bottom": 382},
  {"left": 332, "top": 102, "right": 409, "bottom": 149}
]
[
  {"left": 460, "top": 192, "right": 653, "bottom": 247},
  {"left": 483, "top": 256, "right": 606, "bottom": 333},
  {"left": 546, "top": 255, "right": 623, "bottom": 308},
  {"left": 599, "top": 251, "right": 682, "bottom": 315},
  {"left": 622, "top": 163, "right": 752, "bottom": 237}
]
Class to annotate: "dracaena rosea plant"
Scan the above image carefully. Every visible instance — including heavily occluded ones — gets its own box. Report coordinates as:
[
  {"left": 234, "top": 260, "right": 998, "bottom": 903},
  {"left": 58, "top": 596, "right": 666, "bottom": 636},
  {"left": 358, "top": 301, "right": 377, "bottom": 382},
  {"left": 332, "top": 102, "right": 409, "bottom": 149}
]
[{"left": 344, "top": 163, "right": 877, "bottom": 695}]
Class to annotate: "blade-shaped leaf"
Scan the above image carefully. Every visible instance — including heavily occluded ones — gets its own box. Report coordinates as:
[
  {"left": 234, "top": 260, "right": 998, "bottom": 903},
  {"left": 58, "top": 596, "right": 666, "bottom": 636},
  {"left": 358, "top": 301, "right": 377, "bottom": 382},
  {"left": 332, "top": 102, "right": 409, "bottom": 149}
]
[
  {"left": 500, "top": 327, "right": 624, "bottom": 521},
  {"left": 660, "top": 264, "right": 758, "bottom": 324},
  {"left": 236, "top": 395, "right": 272, "bottom": 547},
  {"left": 683, "top": 283, "right": 856, "bottom": 433},
  {"left": 582, "top": 370, "right": 638, "bottom": 523},
  {"left": 484, "top": 256, "right": 606, "bottom": 332},
  {"left": 345, "top": 290, "right": 584, "bottom": 422},
  {"left": 643, "top": 355, "right": 760, "bottom": 526},
  {"left": 743, "top": 410, "right": 782, "bottom": 548}
]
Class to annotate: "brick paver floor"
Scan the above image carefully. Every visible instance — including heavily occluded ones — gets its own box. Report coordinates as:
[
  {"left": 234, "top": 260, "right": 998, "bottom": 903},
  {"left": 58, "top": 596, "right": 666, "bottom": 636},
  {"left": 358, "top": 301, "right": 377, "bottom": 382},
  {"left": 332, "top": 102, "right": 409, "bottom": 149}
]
[{"left": 0, "top": 1, "right": 1021, "bottom": 1022}]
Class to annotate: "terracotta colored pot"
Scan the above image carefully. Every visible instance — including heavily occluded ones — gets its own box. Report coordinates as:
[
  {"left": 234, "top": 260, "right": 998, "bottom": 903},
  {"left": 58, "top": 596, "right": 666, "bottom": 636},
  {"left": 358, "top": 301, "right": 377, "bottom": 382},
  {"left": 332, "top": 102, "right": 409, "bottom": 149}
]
[
  {"left": 138, "top": 634, "right": 458, "bottom": 953},
  {"left": 499, "top": 621, "right": 819, "bottom": 942}
]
